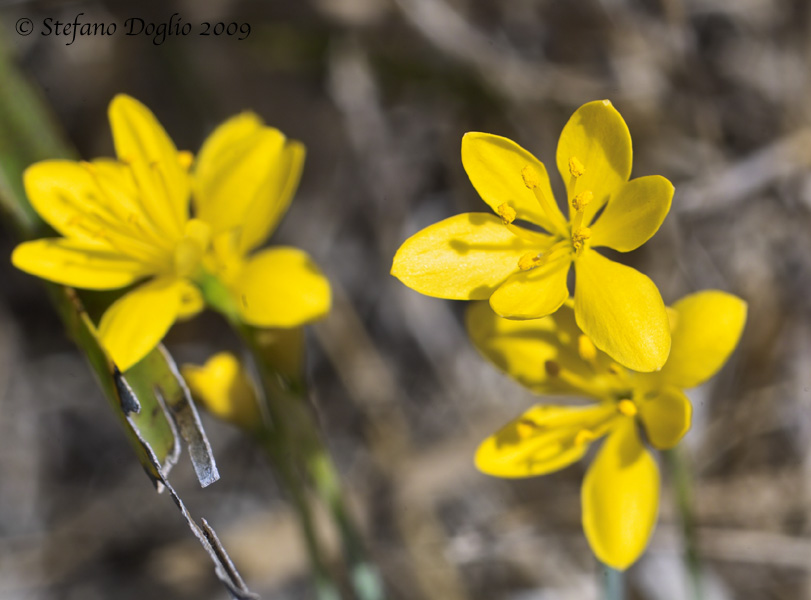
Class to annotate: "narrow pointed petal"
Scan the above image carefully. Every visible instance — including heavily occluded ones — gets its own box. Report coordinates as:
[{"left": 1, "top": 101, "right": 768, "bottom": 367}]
[
  {"left": 193, "top": 113, "right": 288, "bottom": 243},
  {"left": 489, "top": 257, "right": 572, "bottom": 319},
  {"left": 391, "top": 213, "right": 545, "bottom": 300},
  {"left": 239, "top": 140, "right": 305, "bottom": 253},
  {"left": 108, "top": 95, "right": 188, "bottom": 235},
  {"left": 476, "top": 404, "right": 614, "bottom": 478},
  {"left": 639, "top": 387, "right": 692, "bottom": 450},
  {"left": 466, "top": 301, "right": 603, "bottom": 395},
  {"left": 462, "top": 132, "right": 567, "bottom": 235},
  {"left": 574, "top": 251, "right": 670, "bottom": 372},
  {"left": 589, "top": 176, "right": 674, "bottom": 251},
  {"left": 582, "top": 419, "right": 660, "bottom": 570},
  {"left": 556, "top": 100, "right": 632, "bottom": 224},
  {"left": 234, "top": 247, "right": 331, "bottom": 327},
  {"left": 658, "top": 291, "right": 747, "bottom": 388},
  {"left": 98, "top": 277, "right": 186, "bottom": 371},
  {"left": 12, "top": 238, "right": 149, "bottom": 290}
]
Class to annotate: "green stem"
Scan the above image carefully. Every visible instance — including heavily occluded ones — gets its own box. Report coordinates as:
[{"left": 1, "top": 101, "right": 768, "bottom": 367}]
[
  {"left": 602, "top": 564, "right": 624, "bottom": 600},
  {"left": 665, "top": 447, "right": 704, "bottom": 600}
]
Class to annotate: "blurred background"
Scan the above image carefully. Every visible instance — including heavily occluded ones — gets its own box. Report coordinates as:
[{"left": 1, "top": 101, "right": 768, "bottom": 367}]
[{"left": 0, "top": 0, "right": 809, "bottom": 598}]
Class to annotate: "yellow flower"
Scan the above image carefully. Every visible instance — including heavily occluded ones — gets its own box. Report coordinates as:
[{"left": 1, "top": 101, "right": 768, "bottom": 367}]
[
  {"left": 392, "top": 100, "right": 674, "bottom": 372},
  {"left": 12, "top": 94, "right": 206, "bottom": 371},
  {"left": 182, "top": 352, "right": 262, "bottom": 432},
  {"left": 12, "top": 95, "right": 331, "bottom": 370},
  {"left": 467, "top": 290, "right": 747, "bottom": 569},
  {"left": 192, "top": 112, "right": 331, "bottom": 328}
]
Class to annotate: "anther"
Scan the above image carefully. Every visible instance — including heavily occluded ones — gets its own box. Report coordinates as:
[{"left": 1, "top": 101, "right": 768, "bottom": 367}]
[
  {"left": 178, "top": 151, "right": 194, "bottom": 170},
  {"left": 578, "top": 335, "right": 597, "bottom": 363},
  {"left": 545, "top": 360, "right": 561, "bottom": 377},
  {"left": 574, "top": 429, "right": 596, "bottom": 446},
  {"left": 516, "top": 418, "right": 540, "bottom": 439},
  {"left": 521, "top": 165, "right": 541, "bottom": 190},
  {"left": 568, "top": 156, "right": 586, "bottom": 178},
  {"left": 572, "top": 227, "right": 591, "bottom": 251},
  {"left": 617, "top": 399, "right": 637, "bottom": 417},
  {"left": 497, "top": 203, "right": 517, "bottom": 225},
  {"left": 572, "top": 191, "right": 593, "bottom": 212},
  {"left": 518, "top": 252, "right": 541, "bottom": 271}
]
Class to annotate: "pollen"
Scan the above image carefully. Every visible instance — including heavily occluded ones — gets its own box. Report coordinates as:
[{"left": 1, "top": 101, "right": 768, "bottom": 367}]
[
  {"left": 572, "top": 190, "right": 593, "bottom": 212},
  {"left": 497, "top": 203, "right": 517, "bottom": 225},
  {"left": 521, "top": 165, "right": 542, "bottom": 190},
  {"left": 578, "top": 334, "right": 597, "bottom": 362},
  {"left": 568, "top": 156, "right": 586, "bottom": 178},
  {"left": 518, "top": 252, "right": 541, "bottom": 271},
  {"left": 574, "top": 429, "right": 596, "bottom": 446},
  {"left": 572, "top": 227, "right": 591, "bottom": 250},
  {"left": 617, "top": 399, "right": 637, "bottom": 417}
]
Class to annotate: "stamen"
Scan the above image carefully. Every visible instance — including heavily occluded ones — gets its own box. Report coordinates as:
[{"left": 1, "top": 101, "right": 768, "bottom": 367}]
[
  {"left": 617, "top": 399, "right": 638, "bottom": 417},
  {"left": 497, "top": 203, "right": 516, "bottom": 225},
  {"left": 516, "top": 418, "right": 540, "bottom": 439},
  {"left": 518, "top": 252, "right": 541, "bottom": 271},
  {"left": 178, "top": 150, "right": 194, "bottom": 170},
  {"left": 572, "top": 190, "right": 593, "bottom": 213},
  {"left": 572, "top": 227, "right": 591, "bottom": 253},
  {"left": 520, "top": 165, "right": 569, "bottom": 236},
  {"left": 574, "top": 429, "right": 596, "bottom": 446},
  {"left": 568, "top": 156, "right": 586, "bottom": 178},
  {"left": 544, "top": 360, "right": 609, "bottom": 397},
  {"left": 578, "top": 335, "right": 598, "bottom": 363}
]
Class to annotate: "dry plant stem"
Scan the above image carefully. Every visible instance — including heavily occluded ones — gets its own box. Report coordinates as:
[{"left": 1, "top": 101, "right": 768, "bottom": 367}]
[
  {"left": 602, "top": 565, "right": 624, "bottom": 600},
  {"left": 665, "top": 447, "right": 704, "bottom": 600}
]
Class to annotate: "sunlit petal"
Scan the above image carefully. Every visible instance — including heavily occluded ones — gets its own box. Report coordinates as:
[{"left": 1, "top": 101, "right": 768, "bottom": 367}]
[
  {"left": 489, "top": 257, "right": 572, "bottom": 319},
  {"left": 639, "top": 387, "right": 692, "bottom": 450}
]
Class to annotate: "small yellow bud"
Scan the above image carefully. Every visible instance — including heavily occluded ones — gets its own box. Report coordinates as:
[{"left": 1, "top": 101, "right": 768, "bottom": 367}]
[
  {"left": 568, "top": 156, "right": 586, "bottom": 178},
  {"left": 521, "top": 165, "right": 541, "bottom": 189},
  {"left": 572, "top": 190, "right": 593, "bottom": 212},
  {"left": 497, "top": 202, "right": 516, "bottom": 225},
  {"left": 518, "top": 252, "right": 540, "bottom": 271},
  {"left": 617, "top": 399, "right": 638, "bottom": 417}
]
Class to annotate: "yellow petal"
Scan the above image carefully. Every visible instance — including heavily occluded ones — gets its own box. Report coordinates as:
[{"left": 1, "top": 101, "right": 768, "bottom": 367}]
[
  {"left": 233, "top": 247, "right": 331, "bottom": 327},
  {"left": 462, "top": 132, "right": 567, "bottom": 235},
  {"left": 658, "top": 291, "right": 747, "bottom": 388},
  {"left": 182, "top": 352, "right": 262, "bottom": 432},
  {"left": 574, "top": 251, "right": 670, "bottom": 372},
  {"left": 466, "top": 301, "right": 602, "bottom": 395},
  {"left": 556, "top": 100, "right": 632, "bottom": 225},
  {"left": 108, "top": 95, "right": 188, "bottom": 237},
  {"left": 193, "top": 113, "right": 290, "bottom": 246},
  {"left": 12, "top": 238, "right": 149, "bottom": 290},
  {"left": 98, "top": 277, "right": 185, "bottom": 371},
  {"left": 582, "top": 419, "right": 659, "bottom": 570},
  {"left": 638, "top": 387, "right": 692, "bottom": 450},
  {"left": 489, "top": 257, "right": 572, "bottom": 319},
  {"left": 475, "top": 403, "right": 615, "bottom": 478},
  {"left": 589, "top": 176, "right": 674, "bottom": 251},
  {"left": 391, "top": 213, "right": 546, "bottom": 300},
  {"left": 239, "top": 140, "right": 305, "bottom": 253}
]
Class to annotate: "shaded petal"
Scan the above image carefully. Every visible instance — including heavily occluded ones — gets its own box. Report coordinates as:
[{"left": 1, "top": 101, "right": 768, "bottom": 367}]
[
  {"left": 98, "top": 277, "right": 185, "bottom": 371},
  {"left": 391, "top": 213, "right": 547, "bottom": 300},
  {"left": 658, "top": 291, "right": 747, "bottom": 388},
  {"left": 489, "top": 257, "right": 572, "bottom": 319},
  {"left": 466, "top": 301, "right": 605, "bottom": 395},
  {"left": 108, "top": 95, "right": 188, "bottom": 237},
  {"left": 639, "top": 387, "right": 692, "bottom": 450},
  {"left": 476, "top": 403, "right": 615, "bottom": 478},
  {"left": 12, "top": 238, "right": 149, "bottom": 290},
  {"left": 462, "top": 132, "right": 567, "bottom": 235},
  {"left": 556, "top": 100, "right": 632, "bottom": 225},
  {"left": 234, "top": 247, "right": 331, "bottom": 327},
  {"left": 182, "top": 352, "right": 262, "bottom": 432},
  {"left": 582, "top": 419, "right": 660, "bottom": 570},
  {"left": 239, "top": 140, "right": 305, "bottom": 253},
  {"left": 589, "top": 176, "right": 674, "bottom": 251},
  {"left": 193, "top": 113, "right": 290, "bottom": 246},
  {"left": 574, "top": 251, "right": 670, "bottom": 372}
]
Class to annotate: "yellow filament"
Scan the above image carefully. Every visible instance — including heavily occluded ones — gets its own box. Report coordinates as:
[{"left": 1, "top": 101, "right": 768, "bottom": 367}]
[
  {"left": 520, "top": 165, "right": 569, "bottom": 236},
  {"left": 544, "top": 360, "right": 609, "bottom": 397}
]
